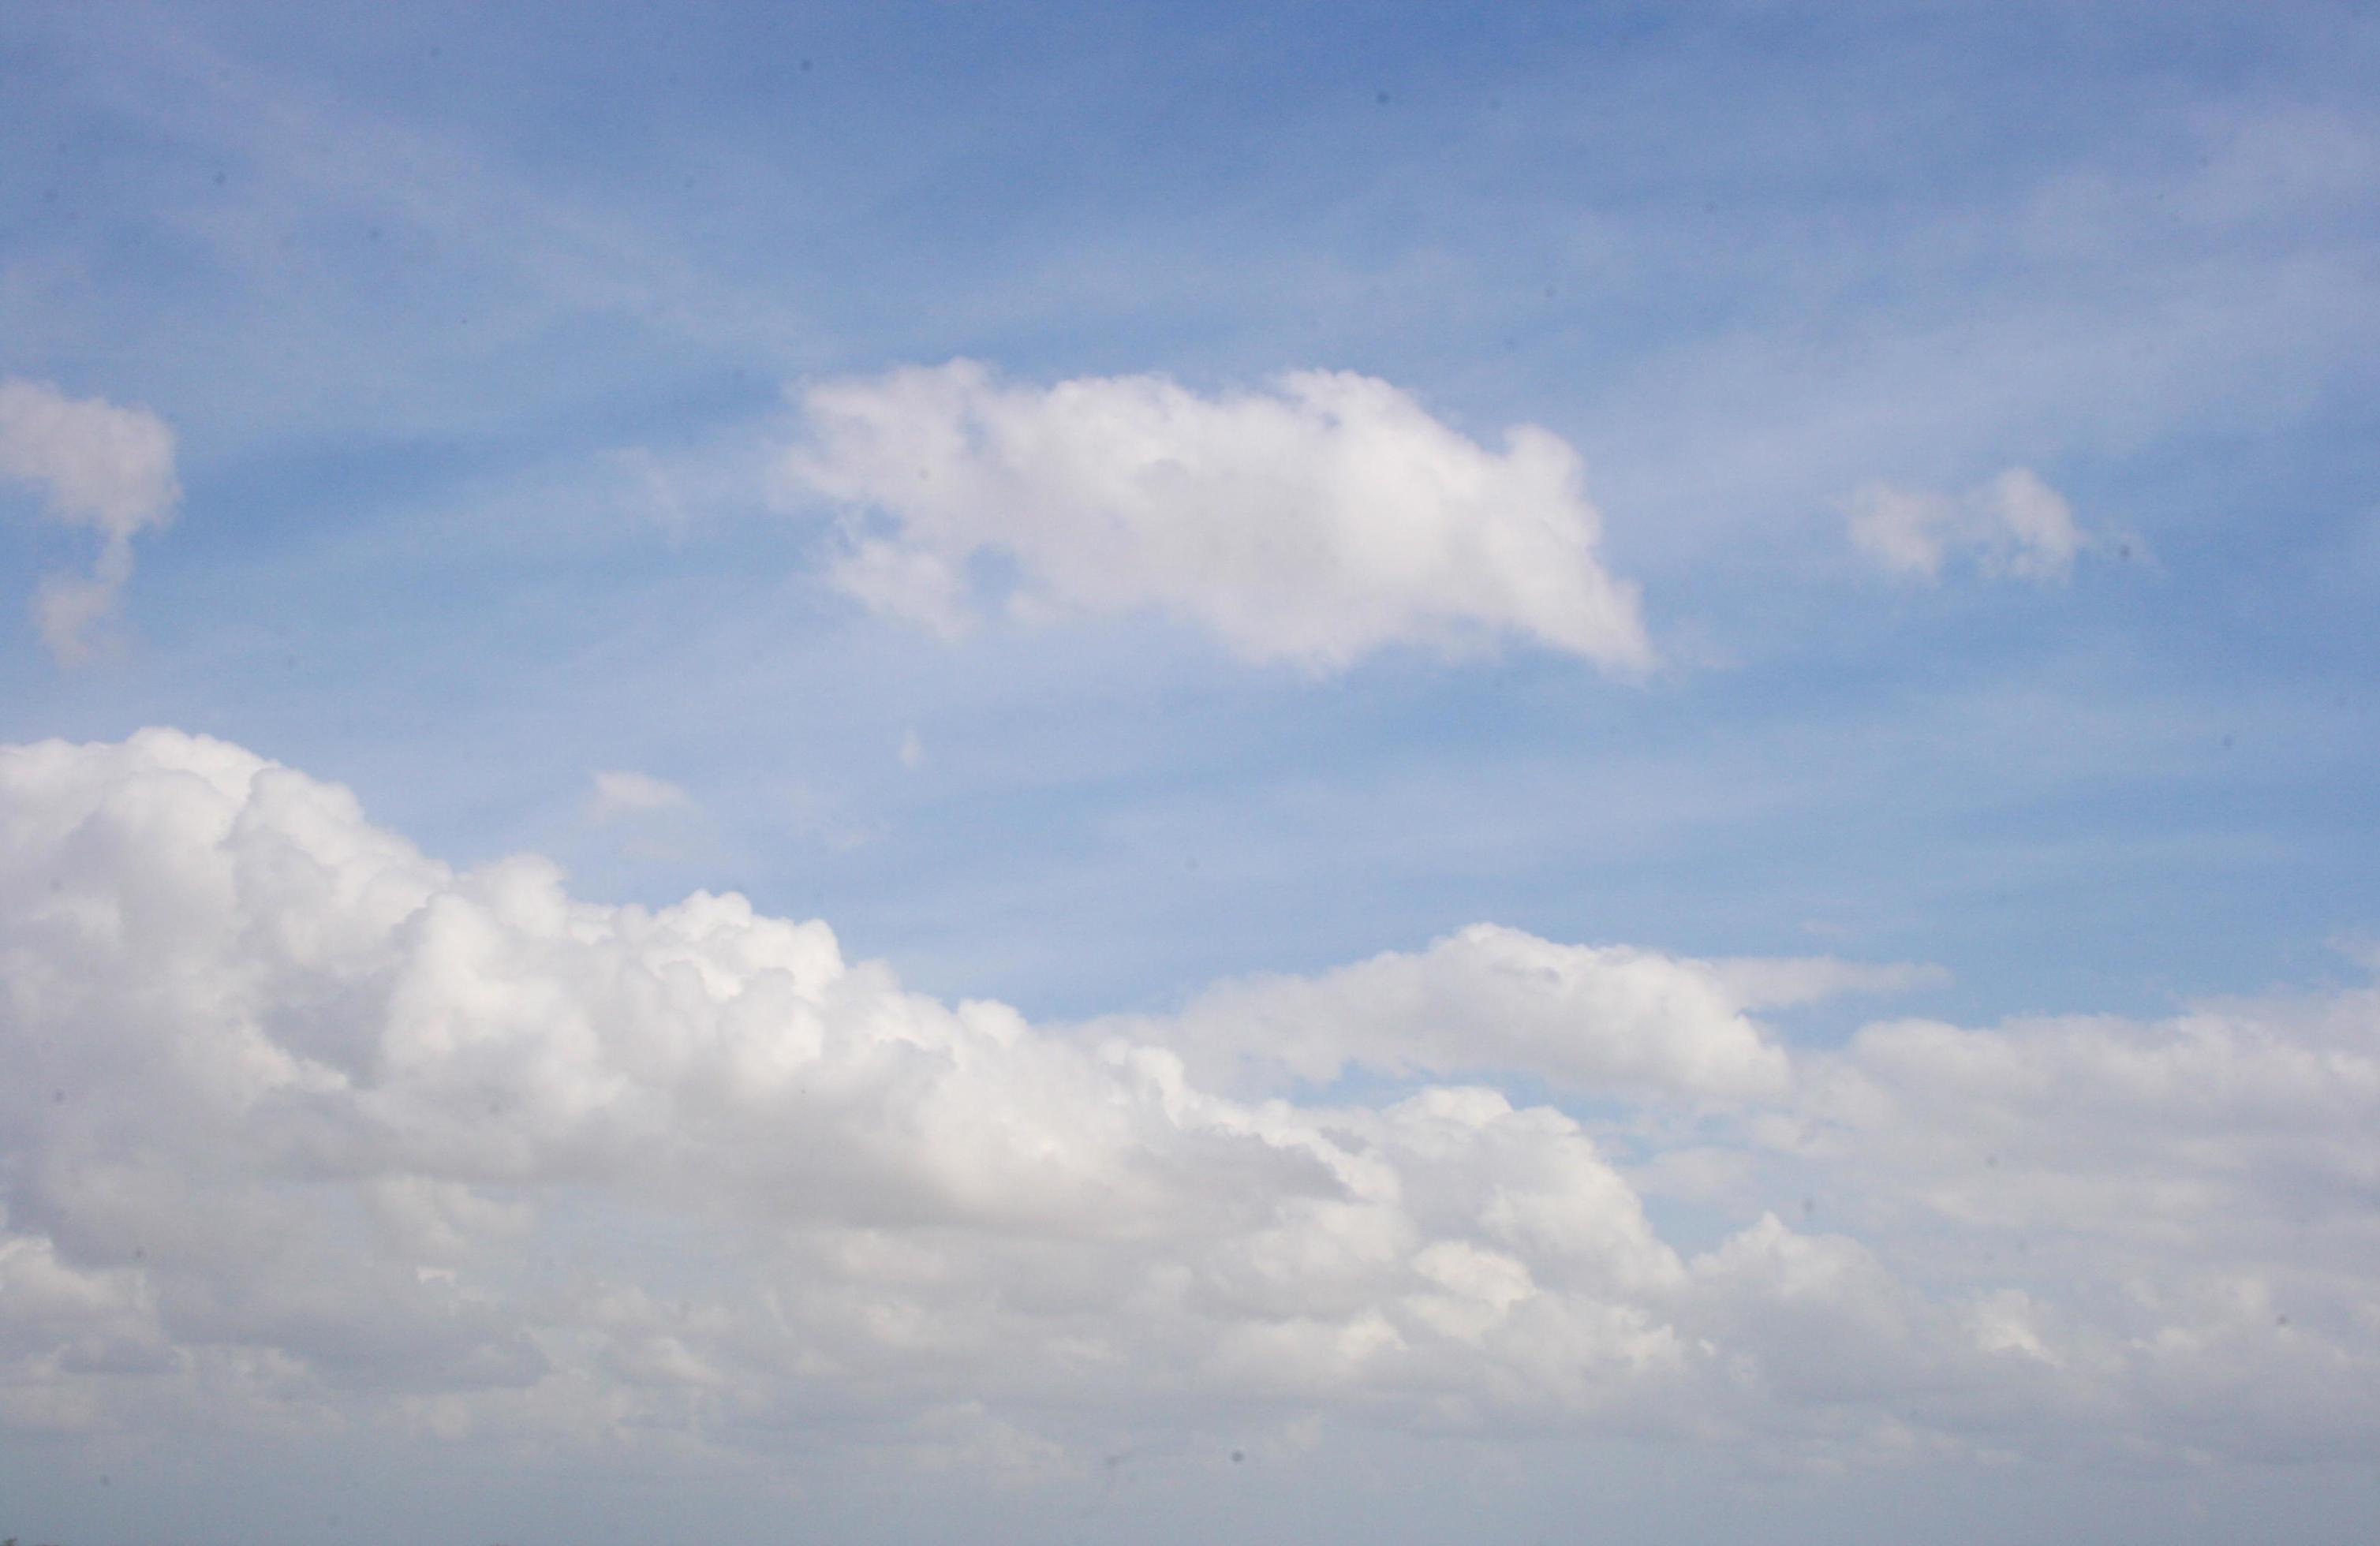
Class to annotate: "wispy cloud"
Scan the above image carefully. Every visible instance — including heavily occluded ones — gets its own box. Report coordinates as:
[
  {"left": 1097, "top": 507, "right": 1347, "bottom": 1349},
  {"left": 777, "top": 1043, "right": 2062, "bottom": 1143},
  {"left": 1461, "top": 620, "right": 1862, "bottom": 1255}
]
[
  {"left": 584, "top": 768, "right": 694, "bottom": 823},
  {"left": 1846, "top": 467, "right": 2091, "bottom": 584},
  {"left": 0, "top": 379, "right": 180, "bottom": 661}
]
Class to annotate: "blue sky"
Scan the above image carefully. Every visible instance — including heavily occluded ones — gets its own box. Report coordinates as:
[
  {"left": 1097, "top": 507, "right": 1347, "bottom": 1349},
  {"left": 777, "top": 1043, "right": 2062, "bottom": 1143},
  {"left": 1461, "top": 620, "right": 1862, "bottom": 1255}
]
[
  {"left": 8, "top": 0, "right": 2374, "bottom": 1023},
  {"left": 4, "top": 2, "right": 2379, "bottom": 1541}
]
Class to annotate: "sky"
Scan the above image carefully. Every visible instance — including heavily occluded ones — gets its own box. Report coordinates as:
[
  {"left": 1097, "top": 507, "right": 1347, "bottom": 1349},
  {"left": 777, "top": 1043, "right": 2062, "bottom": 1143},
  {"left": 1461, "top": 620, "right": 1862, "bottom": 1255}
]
[{"left": 2, "top": 1, "right": 2378, "bottom": 1540}]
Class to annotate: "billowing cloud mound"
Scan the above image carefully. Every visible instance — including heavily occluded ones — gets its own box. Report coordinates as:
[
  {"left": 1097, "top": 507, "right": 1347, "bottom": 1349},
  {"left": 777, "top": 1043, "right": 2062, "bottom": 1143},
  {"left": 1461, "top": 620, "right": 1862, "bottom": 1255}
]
[
  {"left": 3, "top": 732, "right": 2376, "bottom": 1479},
  {"left": 0, "top": 379, "right": 181, "bottom": 661},
  {"left": 1846, "top": 467, "right": 2090, "bottom": 584},
  {"left": 781, "top": 361, "right": 1653, "bottom": 672}
]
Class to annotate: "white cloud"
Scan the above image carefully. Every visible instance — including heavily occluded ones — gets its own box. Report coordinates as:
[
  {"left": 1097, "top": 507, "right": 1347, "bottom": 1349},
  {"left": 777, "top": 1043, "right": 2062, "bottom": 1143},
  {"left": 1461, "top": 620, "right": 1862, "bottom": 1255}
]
[
  {"left": 584, "top": 768, "right": 694, "bottom": 823},
  {"left": 0, "top": 379, "right": 181, "bottom": 660},
  {"left": 1846, "top": 467, "right": 2090, "bottom": 584},
  {"left": 781, "top": 361, "right": 1654, "bottom": 673},
  {"left": 1105, "top": 924, "right": 1816, "bottom": 1104},
  {"left": 1802, "top": 992, "right": 2380, "bottom": 1260},
  {"left": 0, "top": 732, "right": 1693, "bottom": 1454},
  {"left": 2, "top": 730, "right": 2375, "bottom": 1481}
]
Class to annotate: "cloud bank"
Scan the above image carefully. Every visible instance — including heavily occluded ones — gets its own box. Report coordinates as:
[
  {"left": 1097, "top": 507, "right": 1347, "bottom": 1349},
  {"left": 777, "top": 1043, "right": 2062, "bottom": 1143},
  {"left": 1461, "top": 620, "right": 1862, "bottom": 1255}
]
[
  {"left": 0, "top": 379, "right": 181, "bottom": 661},
  {"left": 3, "top": 732, "right": 2374, "bottom": 1483},
  {"left": 781, "top": 361, "right": 1653, "bottom": 673}
]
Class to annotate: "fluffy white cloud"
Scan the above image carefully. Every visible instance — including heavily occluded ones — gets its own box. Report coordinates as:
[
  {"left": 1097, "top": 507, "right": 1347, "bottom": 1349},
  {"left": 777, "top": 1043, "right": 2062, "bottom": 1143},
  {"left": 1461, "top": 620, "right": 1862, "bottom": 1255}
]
[
  {"left": 1104, "top": 924, "right": 1821, "bottom": 1103},
  {"left": 1801, "top": 994, "right": 2380, "bottom": 1268},
  {"left": 1738, "top": 992, "right": 2380, "bottom": 1461},
  {"left": 2, "top": 731, "right": 2374, "bottom": 1483},
  {"left": 1846, "top": 467, "right": 2090, "bottom": 584},
  {"left": 0, "top": 731, "right": 1689, "bottom": 1453},
  {"left": 0, "top": 378, "right": 181, "bottom": 661},
  {"left": 781, "top": 361, "right": 1653, "bottom": 673}
]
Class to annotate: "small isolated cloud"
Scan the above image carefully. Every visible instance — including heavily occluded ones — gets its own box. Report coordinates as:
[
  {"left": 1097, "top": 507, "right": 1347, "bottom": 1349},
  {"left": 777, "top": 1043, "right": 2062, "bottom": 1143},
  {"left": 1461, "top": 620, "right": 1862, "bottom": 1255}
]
[
  {"left": 1846, "top": 467, "right": 2090, "bottom": 584},
  {"left": 899, "top": 727, "right": 925, "bottom": 770},
  {"left": 781, "top": 360, "right": 1653, "bottom": 674},
  {"left": 0, "top": 379, "right": 181, "bottom": 661},
  {"left": 584, "top": 769, "right": 693, "bottom": 823}
]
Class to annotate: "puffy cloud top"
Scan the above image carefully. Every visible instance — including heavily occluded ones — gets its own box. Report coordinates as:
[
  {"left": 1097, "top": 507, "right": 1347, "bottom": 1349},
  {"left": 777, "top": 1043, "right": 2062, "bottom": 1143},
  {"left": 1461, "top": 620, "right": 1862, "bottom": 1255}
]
[
  {"left": 782, "top": 361, "right": 1653, "bottom": 673},
  {"left": 2, "top": 731, "right": 2375, "bottom": 1479},
  {"left": 1113, "top": 924, "right": 1800, "bottom": 1103}
]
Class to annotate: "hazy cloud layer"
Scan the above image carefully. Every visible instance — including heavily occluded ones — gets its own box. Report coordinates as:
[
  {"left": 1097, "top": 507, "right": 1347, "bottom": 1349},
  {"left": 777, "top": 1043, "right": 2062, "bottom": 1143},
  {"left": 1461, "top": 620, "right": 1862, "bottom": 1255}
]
[
  {"left": 0, "top": 379, "right": 181, "bottom": 662},
  {"left": 782, "top": 361, "right": 1653, "bottom": 672},
  {"left": 3, "top": 732, "right": 2374, "bottom": 1481}
]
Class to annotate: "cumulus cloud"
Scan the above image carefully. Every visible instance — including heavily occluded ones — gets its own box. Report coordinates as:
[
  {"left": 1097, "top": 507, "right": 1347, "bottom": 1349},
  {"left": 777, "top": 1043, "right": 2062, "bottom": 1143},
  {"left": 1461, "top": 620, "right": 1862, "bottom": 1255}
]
[
  {"left": 0, "top": 378, "right": 181, "bottom": 660},
  {"left": 584, "top": 768, "right": 694, "bottom": 823},
  {"left": 2, "top": 731, "right": 2374, "bottom": 1481},
  {"left": 1846, "top": 467, "right": 2090, "bottom": 584},
  {"left": 780, "top": 360, "right": 1653, "bottom": 673},
  {"left": 1106, "top": 924, "right": 1813, "bottom": 1103},
  {"left": 1803, "top": 994, "right": 2380, "bottom": 1265}
]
